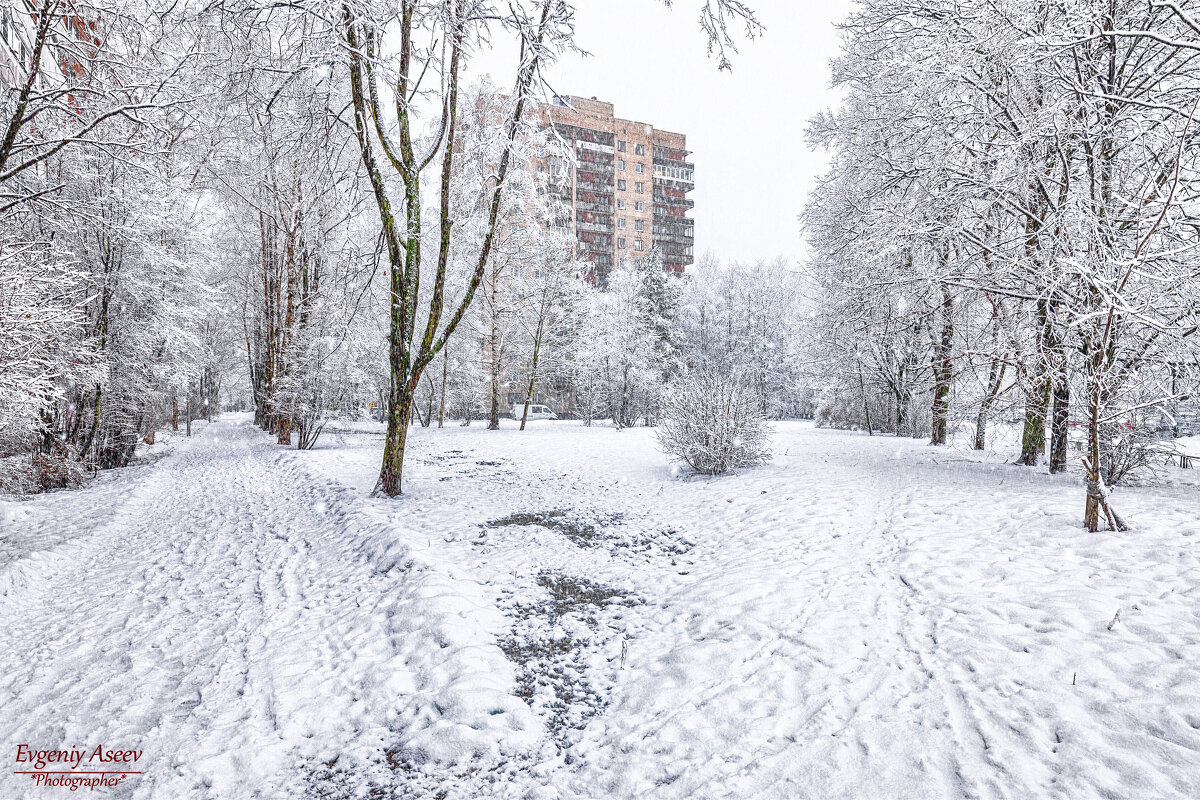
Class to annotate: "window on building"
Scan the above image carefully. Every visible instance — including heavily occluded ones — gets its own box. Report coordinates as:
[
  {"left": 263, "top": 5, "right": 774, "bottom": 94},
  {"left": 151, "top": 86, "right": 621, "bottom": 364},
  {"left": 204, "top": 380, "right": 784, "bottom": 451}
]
[
  {"left": 634, "top": 143, "right": 645, "bottom": 155},
  {"left": 617, "top": 140, "right": 626, "bottom": 152},
  {"left": 617, "top": 159, "right": 625, "bottom": 170},
  {"left": 634, "top": 201, "right": 644, "bottom": 212},
  {"left": 635, "top": 182, "right": 644, "bottom": 193},
  {"left": 618, "top": 237, "right": 627, "bottom": 249},
  {"left": 634, "top": 219, "right": 644, "bottom": 232},
  {"left": 635, "top": 162, "right": 644, "bottom": 174},
  {"left": 634, "top": 239, "right": 644, "bottom": 251},
  {"left": 617, "top": 199, "right": 626, "bottom": 210},
  {"left": 617, "top": 218, "right": 626, "bottom": 229},
  {"left": 617, "top": 179, "right": 626, "bottom": 191}
]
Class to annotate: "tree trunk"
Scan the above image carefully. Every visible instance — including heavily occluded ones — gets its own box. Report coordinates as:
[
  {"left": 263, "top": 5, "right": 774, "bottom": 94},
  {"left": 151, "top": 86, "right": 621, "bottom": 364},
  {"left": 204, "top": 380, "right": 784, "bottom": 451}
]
[
  {"left": 438, "top": 347, "right": 448, "bottom": 428},
  {"left": 930, "top": 381, "right": 950, "bottom": 444},
  {"left": 489, "top": 373, "right": 501, "bottom": 430},
  {"left": 975, "top": 355, "right": 1006, "bottom": 451},
  {"left": 1017, "top": 299, "right": 1051, "bottom": 466},
  {"left": 1049, "top": 368, "right": 1070, "bottom": 474},
  {"left": 1083, "top": 422, "right": 1126, "bottom": 532},
  {"left": 974, "top": 358, "right": 1007, "bottom": 451},
  {"left": 973, "top": 403, "right": 989, "bottom": 451},
  {"left": 975, "top": 308, "right": 1007, "bottom": 450},
  {"left": 1016, "top": 385, "right": 1048, "bottom": 466},
  {"left": 930, "top": 284, "right": 953, "bottom": 445},
  {"left": 857, "top": 363, "right": 873, "bottom": 436},
  {"left": 487, "top": 275, "right": 502, "bottom": 430},
  {"left": 520, "top": 315, "right": 546, "bottom": 431},
  {"left": 377, "top": 381, "right": 414, "bottom": 496},
  {"left": 172, "top": 397, "right": 179, "bottom": 431},
  {"left": 1083, "top": 333, "right": 1126, "bottom": 531}
]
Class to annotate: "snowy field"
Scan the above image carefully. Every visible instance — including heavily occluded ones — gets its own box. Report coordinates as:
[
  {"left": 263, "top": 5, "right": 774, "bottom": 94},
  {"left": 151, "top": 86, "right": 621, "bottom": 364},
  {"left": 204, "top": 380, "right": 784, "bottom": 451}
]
[{"left": 2, "top": 415, "right": 1200, "bottom": 799}]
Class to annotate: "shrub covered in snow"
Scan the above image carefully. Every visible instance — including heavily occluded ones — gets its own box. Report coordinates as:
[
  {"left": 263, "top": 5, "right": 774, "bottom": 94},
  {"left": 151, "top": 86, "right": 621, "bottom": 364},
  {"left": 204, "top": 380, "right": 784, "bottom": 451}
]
[
  {"left": 657, "top": 368, "right": 772, "bottom": 475},
  {"left": 1098, "top": 411, "right": 1169, "bottom": 486}
]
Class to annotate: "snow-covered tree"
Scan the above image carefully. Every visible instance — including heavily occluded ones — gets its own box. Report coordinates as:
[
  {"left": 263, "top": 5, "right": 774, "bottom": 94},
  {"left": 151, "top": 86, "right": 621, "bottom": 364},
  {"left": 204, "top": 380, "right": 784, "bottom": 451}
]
[{"left": 808, "top": 0, "right": 1200, "bottom": 530}]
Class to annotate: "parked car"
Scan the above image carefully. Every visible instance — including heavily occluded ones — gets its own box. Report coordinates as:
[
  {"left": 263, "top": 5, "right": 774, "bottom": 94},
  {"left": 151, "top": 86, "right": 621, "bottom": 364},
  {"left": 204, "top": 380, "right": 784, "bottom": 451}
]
[{"left": 510, "top": 404, "right": 558, "bottom": 421}]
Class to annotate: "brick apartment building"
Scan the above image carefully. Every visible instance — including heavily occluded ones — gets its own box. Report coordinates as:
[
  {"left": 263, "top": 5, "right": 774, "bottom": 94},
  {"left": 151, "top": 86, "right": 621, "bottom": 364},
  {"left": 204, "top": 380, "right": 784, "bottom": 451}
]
[
  {"left": 1, "top": 1, "right": 101, "bottom": 89},
  {"left": 529, "top": 95, "right": 695, "bottom": 280}
]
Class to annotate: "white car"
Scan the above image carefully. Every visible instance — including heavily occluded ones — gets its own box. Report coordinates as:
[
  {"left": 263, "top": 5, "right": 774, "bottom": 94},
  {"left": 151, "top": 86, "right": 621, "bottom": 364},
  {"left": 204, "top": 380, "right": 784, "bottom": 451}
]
[{"left": 511, "top": 404, "right": 558, "bottom": 421}]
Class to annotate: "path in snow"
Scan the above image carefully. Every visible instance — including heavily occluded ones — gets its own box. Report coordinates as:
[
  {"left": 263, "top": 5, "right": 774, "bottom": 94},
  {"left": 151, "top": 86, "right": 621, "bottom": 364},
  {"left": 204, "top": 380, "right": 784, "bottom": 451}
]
[{"left": 0, "top": 417, "right": 535, "bottom": 800}]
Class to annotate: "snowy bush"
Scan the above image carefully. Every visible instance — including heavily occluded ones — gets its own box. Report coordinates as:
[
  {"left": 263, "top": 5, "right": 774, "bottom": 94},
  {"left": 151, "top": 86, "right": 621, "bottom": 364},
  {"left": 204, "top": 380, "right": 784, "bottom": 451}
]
[
  {"left": 657, "top": 368, "right": 772, "bottom": 475},
  {"left": 1099, "top": 412, "right": 1168, "bottom": 486}
]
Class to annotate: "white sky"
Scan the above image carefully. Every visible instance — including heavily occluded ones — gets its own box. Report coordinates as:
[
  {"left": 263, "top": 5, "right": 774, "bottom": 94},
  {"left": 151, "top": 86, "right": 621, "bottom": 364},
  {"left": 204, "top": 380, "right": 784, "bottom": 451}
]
[{"left": 466, "top": 0, "right": 854, "bottom": 265}]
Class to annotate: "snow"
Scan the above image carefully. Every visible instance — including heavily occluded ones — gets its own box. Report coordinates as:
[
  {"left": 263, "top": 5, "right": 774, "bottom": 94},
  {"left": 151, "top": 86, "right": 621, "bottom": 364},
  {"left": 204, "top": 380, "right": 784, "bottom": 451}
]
[
  {"left": 3, "top": 415, "right": 1200, "bottom": 798},
  {"left": 1177, "top": 435, "right": 1200, "bottom": 458}
]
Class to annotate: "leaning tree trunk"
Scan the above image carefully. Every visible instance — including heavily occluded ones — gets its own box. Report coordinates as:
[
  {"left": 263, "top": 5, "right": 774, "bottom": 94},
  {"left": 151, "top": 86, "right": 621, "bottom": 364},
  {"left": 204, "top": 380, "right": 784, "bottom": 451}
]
[{"left": 520, "top": 313, "right": 546, "bottom": 431}]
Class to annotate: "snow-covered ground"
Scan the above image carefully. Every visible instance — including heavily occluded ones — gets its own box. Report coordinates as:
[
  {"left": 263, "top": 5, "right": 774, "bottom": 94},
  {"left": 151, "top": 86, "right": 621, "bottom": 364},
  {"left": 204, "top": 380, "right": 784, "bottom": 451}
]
[{"left": 2, "top": 415, "right": 1199, "bottom": 799}]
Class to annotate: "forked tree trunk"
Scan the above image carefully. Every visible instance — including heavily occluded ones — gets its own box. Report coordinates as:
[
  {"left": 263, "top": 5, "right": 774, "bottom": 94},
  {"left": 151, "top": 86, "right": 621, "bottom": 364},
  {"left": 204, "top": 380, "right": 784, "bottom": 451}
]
[{"left": 344, "top": 0, "right": 554, "bottom": 496}]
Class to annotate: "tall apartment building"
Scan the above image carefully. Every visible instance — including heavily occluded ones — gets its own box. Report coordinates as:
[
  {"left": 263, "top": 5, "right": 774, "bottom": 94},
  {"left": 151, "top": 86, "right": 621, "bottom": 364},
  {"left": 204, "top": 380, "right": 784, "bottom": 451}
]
[
  {"left": 0, "top": 2, "right": 35, "bottom": 85},
  {"left": 530, "top": 95, "right": 695, "bottom": 279},
  {"left": 1, "top": 2, "right": 100, "bottom": 89}
]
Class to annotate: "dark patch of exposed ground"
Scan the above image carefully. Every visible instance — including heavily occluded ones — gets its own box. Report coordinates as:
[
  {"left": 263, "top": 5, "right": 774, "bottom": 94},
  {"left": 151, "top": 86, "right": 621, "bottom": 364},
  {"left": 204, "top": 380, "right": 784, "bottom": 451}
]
[{"left": 500, "top": 572, "right": 641, "bottom": 752}]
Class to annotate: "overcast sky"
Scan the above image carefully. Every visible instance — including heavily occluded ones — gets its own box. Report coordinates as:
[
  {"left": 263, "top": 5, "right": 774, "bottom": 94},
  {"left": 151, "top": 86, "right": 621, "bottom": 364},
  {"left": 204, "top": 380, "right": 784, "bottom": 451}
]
[{"left": 467, "top": 0, "right": 854, "bottom": 265}]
